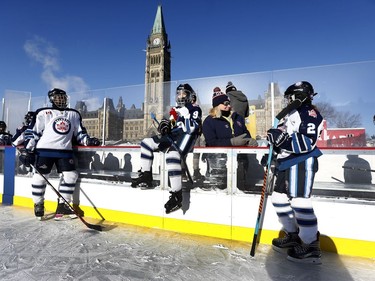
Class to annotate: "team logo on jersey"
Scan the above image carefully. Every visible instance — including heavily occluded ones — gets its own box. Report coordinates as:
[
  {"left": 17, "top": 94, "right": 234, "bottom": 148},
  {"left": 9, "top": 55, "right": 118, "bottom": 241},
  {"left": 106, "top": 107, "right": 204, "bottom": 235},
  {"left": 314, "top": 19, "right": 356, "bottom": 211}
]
[
  {"left": 308, "top": 109, "right": 317, "bottom": 118},
  {"left": 53, "top": 118, "right": 71, "bottom": 135}
]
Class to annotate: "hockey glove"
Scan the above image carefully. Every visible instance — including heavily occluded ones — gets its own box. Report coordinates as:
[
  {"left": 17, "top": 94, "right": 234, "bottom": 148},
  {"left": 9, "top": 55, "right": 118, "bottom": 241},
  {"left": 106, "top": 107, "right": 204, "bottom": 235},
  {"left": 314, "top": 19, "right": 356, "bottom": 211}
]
[
  {"left": 19, "top": 149, "right": 35, "bottom": 167},
  {"left": 157, "top": 119, "right": 171, "bottom": 136},
  {"left": 230, "top": 133, "right": 250, "bottom": 146},
  {"left": 247, "top": 138, "right": 259, "bottom": 147},
  {"left": 267, "top": 129, "right": 289, "bottom": 147},
  {"left": 87, "top": 137, "right": 101, "bottom": 146}
]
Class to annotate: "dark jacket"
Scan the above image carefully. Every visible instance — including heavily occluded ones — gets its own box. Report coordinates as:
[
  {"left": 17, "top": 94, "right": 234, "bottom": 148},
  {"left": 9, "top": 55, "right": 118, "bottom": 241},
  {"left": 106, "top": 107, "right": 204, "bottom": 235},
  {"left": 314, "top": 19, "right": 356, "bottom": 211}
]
[
  {"left": 226, "top": 90, "right": 249, "bottom": 118},
  {"left": 202, "top": 112, "right": 250, "bottom": 147}
]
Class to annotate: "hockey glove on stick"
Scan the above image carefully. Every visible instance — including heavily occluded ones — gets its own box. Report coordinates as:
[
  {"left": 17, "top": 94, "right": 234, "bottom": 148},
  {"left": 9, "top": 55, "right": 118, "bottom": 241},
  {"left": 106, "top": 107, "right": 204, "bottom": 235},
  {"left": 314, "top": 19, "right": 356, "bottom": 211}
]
[
  {"left": 267, "top": 129, "right": 288, "bottom": 147},
  {"left": 157, "top": 119, "right": 171, "bottom": 136}
]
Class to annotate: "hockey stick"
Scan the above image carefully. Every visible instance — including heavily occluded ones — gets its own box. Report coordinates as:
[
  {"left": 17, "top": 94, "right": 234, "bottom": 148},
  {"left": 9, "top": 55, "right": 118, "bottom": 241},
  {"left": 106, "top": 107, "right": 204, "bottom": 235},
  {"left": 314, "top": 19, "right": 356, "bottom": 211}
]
[
  {"left": 250, "top": 100, "right": 301, "bottom": 257},
  {"left": 342, "top": 166, "right": 375, "bottom": 173},
  {"left": 150, "top": 112, "right": 193, "bottom": 184},
  {"left": 331, "top": 176, "right": 345, "bottom": 183},
  {"left": 29, "top": 163, "right": 103, "bottom": 231}
]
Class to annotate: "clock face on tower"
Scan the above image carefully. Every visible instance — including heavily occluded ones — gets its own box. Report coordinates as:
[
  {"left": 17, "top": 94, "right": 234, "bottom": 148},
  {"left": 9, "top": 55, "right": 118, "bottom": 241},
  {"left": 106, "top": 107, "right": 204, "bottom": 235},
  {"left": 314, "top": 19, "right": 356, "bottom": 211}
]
[{"left": 153, "top": 37, "right": 161, "bottom": 46}]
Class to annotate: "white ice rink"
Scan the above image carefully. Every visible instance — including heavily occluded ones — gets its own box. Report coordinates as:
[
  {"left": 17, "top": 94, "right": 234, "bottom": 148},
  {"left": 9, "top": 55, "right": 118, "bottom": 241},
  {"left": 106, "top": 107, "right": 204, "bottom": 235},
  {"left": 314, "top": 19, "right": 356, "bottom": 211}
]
[{"left": 0, "top": 205, "right": 373, "bottom": 281}]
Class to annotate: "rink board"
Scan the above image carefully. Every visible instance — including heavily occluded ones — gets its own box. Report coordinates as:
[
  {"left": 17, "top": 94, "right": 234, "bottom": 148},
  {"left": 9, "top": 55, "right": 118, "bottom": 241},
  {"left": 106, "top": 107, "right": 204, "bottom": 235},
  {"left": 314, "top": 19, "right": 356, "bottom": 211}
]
[
  {"left": 1, "top": 146, "right": 375, "bottom": 259},
  {"left": 7, "top": 175, "right": 375, "bottom": 259}
]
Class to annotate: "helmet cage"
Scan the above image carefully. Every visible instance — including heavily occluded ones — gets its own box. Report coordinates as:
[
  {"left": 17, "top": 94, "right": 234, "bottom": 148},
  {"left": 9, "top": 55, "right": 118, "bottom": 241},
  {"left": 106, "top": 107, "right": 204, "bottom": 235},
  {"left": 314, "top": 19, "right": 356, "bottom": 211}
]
[
  {"left": 24, "top": 112, "right": 35, "bottom": 126},
  {"left": 176, "top": 89, "right": 192, "bottom": 107},
  {"left": 48, "top": 88, "right": 68, "bottom": 109}
]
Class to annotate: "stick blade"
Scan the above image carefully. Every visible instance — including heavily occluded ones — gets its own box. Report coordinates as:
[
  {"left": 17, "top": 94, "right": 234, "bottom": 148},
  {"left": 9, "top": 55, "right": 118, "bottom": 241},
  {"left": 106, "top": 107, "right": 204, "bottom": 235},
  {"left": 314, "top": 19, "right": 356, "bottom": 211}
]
[{"left": 86, "top": 222, "right": 104, "bottom": 231}]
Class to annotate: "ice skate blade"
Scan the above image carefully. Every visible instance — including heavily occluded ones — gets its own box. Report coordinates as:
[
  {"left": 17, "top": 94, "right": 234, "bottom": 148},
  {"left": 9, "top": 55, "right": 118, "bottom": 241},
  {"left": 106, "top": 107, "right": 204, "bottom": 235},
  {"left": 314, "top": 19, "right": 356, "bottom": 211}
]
[
  {"left": 36, "top": 213, "right": 55, "bottom": 221},
  {"left": 287, "top": 255, "right": 322, "bottom": 264},
  {"left": 54, "top": 214, "right": 78, "bottom": 221},
  {"left": 165, "top": 204, "right": 182, "bottom": 214},
  {"left": 272, "top": 245, "right": 290, "bottom": 254}
]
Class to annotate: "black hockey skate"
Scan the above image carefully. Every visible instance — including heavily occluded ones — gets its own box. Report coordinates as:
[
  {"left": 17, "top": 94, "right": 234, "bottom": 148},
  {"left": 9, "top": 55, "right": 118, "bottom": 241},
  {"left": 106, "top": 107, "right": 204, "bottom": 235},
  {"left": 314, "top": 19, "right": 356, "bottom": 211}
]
[
  {"left": 54, "top": 202, "right": 78, "bottom": 221},
  {"left": 287, "top": 233, "right": 322, "bottom": 264},
  {"left": 272, "top": 231, "right": 301, "bottom": 253},
  {"left": 193, "top": 169, "right": 205, "bottom": 183},
  {"left": 131, "top": 170, "right": 154, "bottom": 189},
  {"left": 164, "top": 190, "right": 183, "bottom": 214},
  {"left": 34, "top": 203, "right": 45, "bottom": 220}
]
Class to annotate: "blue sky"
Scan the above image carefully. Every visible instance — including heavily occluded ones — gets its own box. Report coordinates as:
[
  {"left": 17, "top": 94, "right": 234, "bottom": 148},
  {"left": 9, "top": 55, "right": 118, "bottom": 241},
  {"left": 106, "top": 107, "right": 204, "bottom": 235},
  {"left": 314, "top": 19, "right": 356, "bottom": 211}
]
[
  {"left": 1, "top": 0, "right": 375, "bottom": 134},
  {"left": 1, "top": 0, "right": 375, "bottom": 95}
]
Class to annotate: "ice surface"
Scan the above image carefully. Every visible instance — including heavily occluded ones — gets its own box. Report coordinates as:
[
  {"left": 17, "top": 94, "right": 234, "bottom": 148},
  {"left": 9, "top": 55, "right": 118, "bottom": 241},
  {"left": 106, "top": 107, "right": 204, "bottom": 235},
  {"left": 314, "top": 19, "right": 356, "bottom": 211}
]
[{"left": 0, "top": 205, "right": 373, "bottom": 281}]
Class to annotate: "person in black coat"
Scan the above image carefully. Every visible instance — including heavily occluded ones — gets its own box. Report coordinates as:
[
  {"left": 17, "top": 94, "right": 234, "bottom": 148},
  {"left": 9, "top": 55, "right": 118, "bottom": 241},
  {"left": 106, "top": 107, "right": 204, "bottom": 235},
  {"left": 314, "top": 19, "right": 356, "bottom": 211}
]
[
  {"left": 225, "top": 81, "right": 249, "bottom": 119},
  {"left": 202, "top": 87, "right": 257, "bottom": 189}
]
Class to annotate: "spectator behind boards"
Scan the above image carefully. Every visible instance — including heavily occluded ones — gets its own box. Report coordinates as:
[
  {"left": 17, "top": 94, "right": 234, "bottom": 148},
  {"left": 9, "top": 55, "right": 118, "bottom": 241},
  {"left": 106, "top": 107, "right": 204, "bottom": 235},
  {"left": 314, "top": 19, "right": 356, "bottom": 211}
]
[
  {"left": 225, "top": 81, "right": 249, "bottom": 119},
  {"left": 202, "top": 87, "right": 258, "bottom": 190},
  {"left": 22, "top": 88, "right": 101, "bottom": 221},
  {"left": 202, "top": 87, "right": 257, "bottom": 147}
]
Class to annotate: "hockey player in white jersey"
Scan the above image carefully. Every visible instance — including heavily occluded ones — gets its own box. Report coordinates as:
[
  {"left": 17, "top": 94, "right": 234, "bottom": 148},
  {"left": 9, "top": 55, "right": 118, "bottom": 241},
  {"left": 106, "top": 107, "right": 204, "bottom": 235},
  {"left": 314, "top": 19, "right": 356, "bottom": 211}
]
[{"left": 23, "top": 88, "right": 100, "bottom": 220}]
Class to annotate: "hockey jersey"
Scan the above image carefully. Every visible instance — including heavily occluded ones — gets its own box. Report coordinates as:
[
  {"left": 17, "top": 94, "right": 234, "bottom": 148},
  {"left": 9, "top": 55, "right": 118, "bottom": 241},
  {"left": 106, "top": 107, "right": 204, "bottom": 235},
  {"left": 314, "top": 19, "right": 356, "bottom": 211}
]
[
  {"left": 275, "top": 104, "right": 324, "bottom": 171},
  {"left": 171, "top": 103, "right": 202, "bottom": 137},
  {"left": 25, "top": 107, "right": 89, "bottom": 153}
]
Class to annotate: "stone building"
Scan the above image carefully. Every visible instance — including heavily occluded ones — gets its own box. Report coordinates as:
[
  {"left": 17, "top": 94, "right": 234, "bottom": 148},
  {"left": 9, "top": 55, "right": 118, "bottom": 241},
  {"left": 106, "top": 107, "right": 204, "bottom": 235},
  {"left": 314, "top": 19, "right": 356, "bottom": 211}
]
[
  {"left": 77, "top": 5, "right": 171, "bottom": 144},
  {"left": 76, "top": 5, "right": 283, "bottom": 144}
]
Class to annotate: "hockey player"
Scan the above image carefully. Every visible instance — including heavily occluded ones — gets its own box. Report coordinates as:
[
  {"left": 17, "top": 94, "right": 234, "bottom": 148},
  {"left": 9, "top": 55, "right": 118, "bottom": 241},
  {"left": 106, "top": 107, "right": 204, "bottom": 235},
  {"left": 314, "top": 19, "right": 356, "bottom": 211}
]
[
  {"left": 266, "top": 81, "right": 324, "bottom": 263},
  {"left": 0, "top": 121, "right": 13, "bottom": 145},
  {"left": 12, "top": 111, "right": 36, "bottom": 174},
  {"left": 22, "top": 88, "right": 100, "bottom": 220},
  {"left": 131, "top": 83, "right": 202, "bottom": 214},
  {"left": 12, "top": 111, "right": 35, "bottom": 146},
  {"left": 0, "top": 121, "right": 12, "bottom": 174},
  {"left": 181, "top": 91, "right": 204, "bottom": 182}
]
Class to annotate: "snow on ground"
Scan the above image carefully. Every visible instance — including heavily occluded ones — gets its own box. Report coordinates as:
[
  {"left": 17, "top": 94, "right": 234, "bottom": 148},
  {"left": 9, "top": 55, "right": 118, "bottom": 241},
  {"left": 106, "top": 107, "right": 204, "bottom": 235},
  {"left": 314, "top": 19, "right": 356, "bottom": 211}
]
[{"left": 0, "top": 205, "right": 374, "bottom": 281}]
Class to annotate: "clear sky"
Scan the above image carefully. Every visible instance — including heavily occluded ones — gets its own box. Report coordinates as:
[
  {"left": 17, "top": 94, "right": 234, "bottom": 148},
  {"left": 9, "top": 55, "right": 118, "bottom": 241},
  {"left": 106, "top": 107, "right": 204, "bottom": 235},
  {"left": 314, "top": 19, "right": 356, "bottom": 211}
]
[{"left": 1, "top": 0, "right": 375, "bottom": 97}]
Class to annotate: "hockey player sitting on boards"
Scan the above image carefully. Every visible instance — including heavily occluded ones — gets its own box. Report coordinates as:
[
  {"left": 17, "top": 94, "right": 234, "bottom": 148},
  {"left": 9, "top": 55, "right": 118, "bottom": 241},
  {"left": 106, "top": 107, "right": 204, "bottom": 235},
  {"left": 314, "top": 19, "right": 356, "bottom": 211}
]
[{"left": 131, "top": 83, "right": 202, "bottom": 214}]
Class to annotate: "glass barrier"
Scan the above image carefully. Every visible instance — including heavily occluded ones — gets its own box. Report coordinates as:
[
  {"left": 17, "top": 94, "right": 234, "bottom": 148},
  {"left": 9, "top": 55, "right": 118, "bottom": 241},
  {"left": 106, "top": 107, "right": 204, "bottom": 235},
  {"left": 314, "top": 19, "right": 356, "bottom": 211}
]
[
  {"left": 11, "top": 146, "right": 374, "bottom": 201},
  {"left": 2, "top": 61, "right": 374, "bottom": 147}
]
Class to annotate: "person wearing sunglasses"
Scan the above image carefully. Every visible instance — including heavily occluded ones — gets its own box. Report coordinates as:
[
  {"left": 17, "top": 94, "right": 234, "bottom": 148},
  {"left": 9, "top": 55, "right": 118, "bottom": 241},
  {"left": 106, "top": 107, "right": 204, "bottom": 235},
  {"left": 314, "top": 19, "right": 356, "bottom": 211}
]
[{"left": 202, "top": 87, "right": 258, "bottom": 190}]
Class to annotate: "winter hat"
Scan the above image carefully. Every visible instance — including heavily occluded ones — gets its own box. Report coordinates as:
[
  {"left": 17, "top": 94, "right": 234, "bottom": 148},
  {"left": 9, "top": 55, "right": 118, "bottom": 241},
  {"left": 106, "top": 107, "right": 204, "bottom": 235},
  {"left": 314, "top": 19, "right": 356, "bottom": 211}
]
[
  {"left": 212, "top": 87, "right": 230, "bottom": 107},
  {"left": 225, "top": 81, "right": 237, "bottom": 93}
]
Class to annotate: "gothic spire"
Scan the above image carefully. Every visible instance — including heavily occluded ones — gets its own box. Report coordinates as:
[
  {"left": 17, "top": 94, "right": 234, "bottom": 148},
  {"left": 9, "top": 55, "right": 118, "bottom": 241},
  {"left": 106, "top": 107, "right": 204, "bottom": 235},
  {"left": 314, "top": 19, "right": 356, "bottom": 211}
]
[{"left": 152, "top": 5, "right": 166, "bottom": 35}]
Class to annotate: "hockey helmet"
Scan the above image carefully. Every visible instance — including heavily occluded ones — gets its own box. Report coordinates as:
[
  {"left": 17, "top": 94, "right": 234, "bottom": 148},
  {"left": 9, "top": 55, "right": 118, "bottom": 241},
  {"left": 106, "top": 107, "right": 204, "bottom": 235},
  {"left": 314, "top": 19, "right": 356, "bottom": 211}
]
[
  {"left": 48, "top": 88, "right": 68, "bottom": 109},
  {"left": 284, "top": 81, "right": 317, "bottom": 105},
  {"left": 176, "top": 83, "right": 195, "bottom": 107},
  {"left": 0, "top": 121, "right": 7, "bottom": 133}
]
